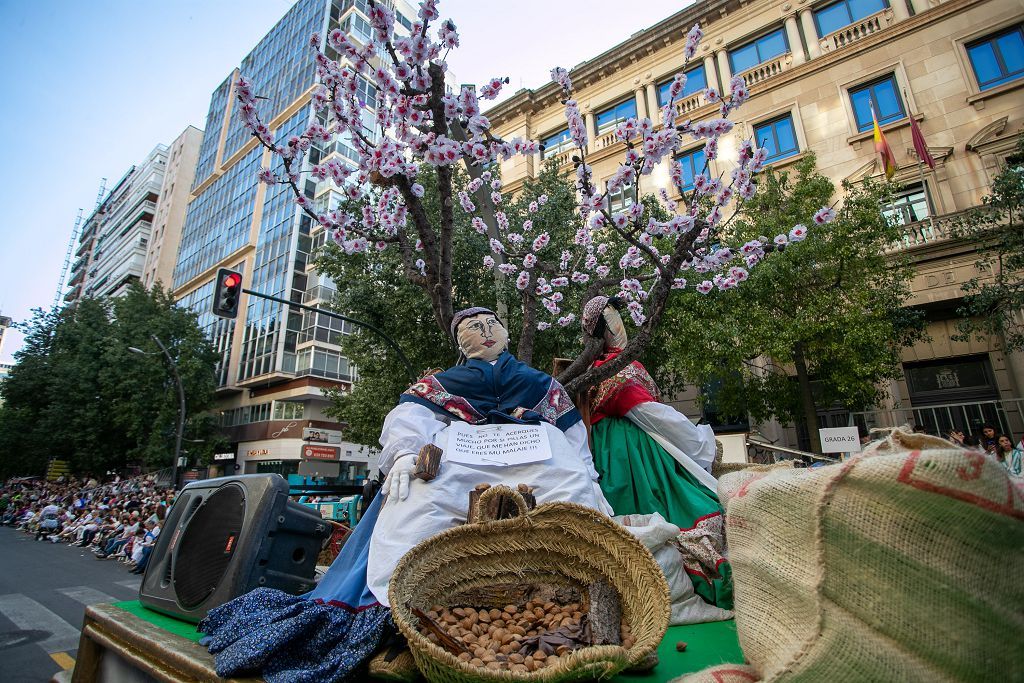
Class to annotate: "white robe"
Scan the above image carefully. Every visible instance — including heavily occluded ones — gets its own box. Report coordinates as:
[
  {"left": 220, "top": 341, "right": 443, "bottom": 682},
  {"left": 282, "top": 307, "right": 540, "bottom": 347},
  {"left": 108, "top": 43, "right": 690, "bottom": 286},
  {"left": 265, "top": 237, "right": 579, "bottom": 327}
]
[
  {"left": 625, "top": 402, "right": 718, "bottom": 492},
  {"left": 367, "top": 401, "right": 613, "bottom": 606}
]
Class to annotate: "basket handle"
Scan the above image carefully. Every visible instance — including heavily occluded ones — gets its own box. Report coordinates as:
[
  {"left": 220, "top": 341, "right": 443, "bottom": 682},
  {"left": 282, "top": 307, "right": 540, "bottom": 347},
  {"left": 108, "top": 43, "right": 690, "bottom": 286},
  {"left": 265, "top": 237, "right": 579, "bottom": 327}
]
[{"left": 473, "top": 484, "right": 529, "bottom": 523}]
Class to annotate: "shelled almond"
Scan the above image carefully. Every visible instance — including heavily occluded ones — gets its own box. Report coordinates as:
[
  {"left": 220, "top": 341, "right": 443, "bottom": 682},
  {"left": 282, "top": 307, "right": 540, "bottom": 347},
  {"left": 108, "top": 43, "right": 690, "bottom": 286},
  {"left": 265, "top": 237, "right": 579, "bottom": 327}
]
[{"left": 417, "top": 597, "right": 634, "bottom": 673}]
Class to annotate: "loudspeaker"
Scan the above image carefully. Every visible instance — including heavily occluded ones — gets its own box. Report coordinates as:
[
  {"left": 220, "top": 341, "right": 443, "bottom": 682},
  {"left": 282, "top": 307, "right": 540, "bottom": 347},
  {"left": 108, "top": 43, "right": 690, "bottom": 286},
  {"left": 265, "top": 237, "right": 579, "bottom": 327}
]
[{"left": 139, "top": 474, "right": 331, "bottom": 622}]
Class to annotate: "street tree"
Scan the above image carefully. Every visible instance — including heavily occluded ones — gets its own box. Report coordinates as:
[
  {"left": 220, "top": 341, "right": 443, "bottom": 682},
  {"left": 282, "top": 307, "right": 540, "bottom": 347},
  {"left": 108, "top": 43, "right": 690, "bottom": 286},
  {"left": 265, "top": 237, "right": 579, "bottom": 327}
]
[
  {"left": 233, "top": 0, "right": 833, "bottom": 400},
  {"left": 952, "top": 134, "right": 1024, "bottom": 350},
  {"left": 0, "top": 284, "right": 220, "bottom": 477},
  {"left": 660, "top": 155, "right": 927, "bottom": 452}
]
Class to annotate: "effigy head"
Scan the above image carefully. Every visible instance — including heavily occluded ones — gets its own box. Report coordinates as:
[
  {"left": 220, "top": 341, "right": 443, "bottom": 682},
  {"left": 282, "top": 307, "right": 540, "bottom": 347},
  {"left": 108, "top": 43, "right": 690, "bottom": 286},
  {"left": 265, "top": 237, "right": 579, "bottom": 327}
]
[
  {"left": 451, "top": 307, "right": 508, "bottom": 362},
  {"left": 582, "top": 296, "right": 627, "bottom": 350}
]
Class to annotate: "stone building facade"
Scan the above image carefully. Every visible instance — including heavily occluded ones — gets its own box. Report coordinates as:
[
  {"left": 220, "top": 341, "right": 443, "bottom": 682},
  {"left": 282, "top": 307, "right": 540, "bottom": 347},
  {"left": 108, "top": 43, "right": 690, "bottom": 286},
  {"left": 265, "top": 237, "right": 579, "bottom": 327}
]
[{"left": 486, "top": 0, "right": 1024, "bottom": 449}]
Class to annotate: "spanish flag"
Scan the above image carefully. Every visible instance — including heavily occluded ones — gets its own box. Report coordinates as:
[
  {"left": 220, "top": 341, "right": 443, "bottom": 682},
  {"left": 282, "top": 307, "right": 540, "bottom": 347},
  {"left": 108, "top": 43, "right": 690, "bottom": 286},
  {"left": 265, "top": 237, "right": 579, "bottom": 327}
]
[{"left": 872, "top": 106, "right": 897, "bottom": 179}]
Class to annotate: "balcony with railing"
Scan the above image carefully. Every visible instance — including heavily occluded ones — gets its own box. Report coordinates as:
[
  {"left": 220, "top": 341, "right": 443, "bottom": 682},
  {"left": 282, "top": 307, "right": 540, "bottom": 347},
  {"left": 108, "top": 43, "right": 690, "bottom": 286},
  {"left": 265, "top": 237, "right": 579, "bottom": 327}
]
[
  {"left": 884, "top": 212, "right": 962, "bottom": 254},
  {"left": 303, "top": 284, "right": 338, "bottom": 305},
  {"left": 819, "top": 9, "right": 894, "bottom": 54},
  {"left": 736, "top": 52, "right": 793, "bottom": 88}
]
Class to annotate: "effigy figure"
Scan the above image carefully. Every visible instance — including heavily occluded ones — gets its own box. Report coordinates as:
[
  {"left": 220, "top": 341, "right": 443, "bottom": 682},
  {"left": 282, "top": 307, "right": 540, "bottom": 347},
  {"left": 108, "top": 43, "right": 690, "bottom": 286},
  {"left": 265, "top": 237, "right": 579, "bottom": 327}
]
[
  {"left": 581, "top": 295, "right": 732, "bottom": 609},
  {"left": 199, "top": 306, "right": 611, "bottom": 682},
  {"left": 368, "top": 306, "right": 612, "bottom": 601}
]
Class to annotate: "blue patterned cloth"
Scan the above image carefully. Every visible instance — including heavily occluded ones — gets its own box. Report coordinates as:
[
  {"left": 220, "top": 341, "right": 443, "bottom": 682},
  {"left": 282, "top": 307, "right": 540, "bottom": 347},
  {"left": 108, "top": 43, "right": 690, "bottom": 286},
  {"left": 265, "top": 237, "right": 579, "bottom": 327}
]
[{"left": 199, "top": 493, "right": 392, "bottom": 682}]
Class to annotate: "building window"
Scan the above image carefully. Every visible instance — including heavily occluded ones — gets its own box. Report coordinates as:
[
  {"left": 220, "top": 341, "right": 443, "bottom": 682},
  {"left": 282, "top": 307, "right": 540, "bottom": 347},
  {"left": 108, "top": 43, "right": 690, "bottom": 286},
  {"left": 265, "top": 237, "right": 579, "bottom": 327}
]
[
  {"left": 542, "top": 129, "right": 574, "bottom": 159},
  {"left": 882, "top": 183, "right": 930, "bottom": 226},
  {"left": 814, "top": 0, "right": 888, "bottom": 37},
  {"left": 272, "top": 401, "right": 305, "bottom": 420},
  {"left": 966, "top": 26, "right": 1024, "bottom": 91},
  {"left": 606, "top": 179, "right": 636, "bottom": 212},
  {"left": 675, "top": 147, "right": 707, "bottom": 193},
  {"left": 849, "top": 75, "right": 905, "bottom": 132},
  {"left": 658, "top": 65, "right": 709, "bottom": 106},
  {"left": 596, "top": 98, "right": 638, "bottom": 135},
  {"left": 729, "top": 28, "right": 788, "bottom": 74},
  {"left": 753, "top": 114, "right": 800, "bottom": 163}
]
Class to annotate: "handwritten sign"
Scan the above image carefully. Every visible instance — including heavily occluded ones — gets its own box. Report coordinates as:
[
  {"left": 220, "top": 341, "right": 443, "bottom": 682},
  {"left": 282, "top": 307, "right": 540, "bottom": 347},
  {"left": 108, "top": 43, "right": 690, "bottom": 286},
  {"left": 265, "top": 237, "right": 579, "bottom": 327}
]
[{"left": 446, "top": 423, "right": 552, "bottom": 466}]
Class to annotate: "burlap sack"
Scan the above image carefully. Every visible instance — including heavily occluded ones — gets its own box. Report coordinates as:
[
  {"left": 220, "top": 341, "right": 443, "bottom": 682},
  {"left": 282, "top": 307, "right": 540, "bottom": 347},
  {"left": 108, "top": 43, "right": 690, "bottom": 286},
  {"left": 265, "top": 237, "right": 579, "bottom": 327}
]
[
  {"left": 716, "top": 461, "right": 793, "bottom": 510},
  {"left": 719, "top": 428, "right": 1024, "bottom": 682},
  {"left": 673, "top": 663, "right": 760, "bottom": 682}
]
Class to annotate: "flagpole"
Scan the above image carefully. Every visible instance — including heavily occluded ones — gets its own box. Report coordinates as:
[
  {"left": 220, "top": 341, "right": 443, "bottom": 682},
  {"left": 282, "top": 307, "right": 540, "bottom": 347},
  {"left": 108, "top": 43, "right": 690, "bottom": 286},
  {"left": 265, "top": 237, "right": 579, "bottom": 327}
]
[{"left": 903, "top": 89, "right": 935, "bottom": 237}]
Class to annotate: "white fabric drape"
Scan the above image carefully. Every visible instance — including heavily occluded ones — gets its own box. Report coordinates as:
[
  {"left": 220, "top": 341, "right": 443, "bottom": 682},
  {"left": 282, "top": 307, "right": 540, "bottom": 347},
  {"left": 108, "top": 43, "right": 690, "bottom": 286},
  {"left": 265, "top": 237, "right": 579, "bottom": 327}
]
[
  {"left": 368, "top": 402, "right": 613, "bottom": 605},
  {"left": 625, "top": 402, "right": 718, "bottom": 491}
]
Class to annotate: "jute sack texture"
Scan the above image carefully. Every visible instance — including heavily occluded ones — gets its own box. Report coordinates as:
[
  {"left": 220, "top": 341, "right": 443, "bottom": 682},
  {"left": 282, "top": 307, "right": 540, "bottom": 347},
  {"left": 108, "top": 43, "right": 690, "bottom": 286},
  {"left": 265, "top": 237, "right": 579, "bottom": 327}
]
[
  {"left": 717, "top": 429, "right": 1024, "bottom": 682},
  {"left": 389, "top": 485, "right": 670, "bottom": 682}
]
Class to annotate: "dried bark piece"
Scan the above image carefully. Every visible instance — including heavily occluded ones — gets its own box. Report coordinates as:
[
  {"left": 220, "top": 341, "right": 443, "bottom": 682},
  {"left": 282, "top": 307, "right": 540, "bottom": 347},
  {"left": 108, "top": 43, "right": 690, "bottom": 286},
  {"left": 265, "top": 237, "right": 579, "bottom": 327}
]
[
  {"left": 411, "top": 606, "right": 471, "bottom": 656},
  {"left": 516, "top": 483, "right": 537, "bottom": 510},
  {"left": 414, "top": 444, "right": 443, "bottom": 481},
  {"left": 466, "top": 483, "right": 491, "bottom": 523},
  {"left": 586, "top": 579, "right": 622, "bottom": 646}
]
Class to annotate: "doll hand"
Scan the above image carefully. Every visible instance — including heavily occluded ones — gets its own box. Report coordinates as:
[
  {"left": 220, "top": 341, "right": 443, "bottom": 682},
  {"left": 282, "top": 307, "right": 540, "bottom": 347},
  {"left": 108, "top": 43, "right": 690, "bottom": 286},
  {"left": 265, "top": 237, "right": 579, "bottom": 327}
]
[{"left": 384, "top": 453, "right": 417, "bottom": 501}]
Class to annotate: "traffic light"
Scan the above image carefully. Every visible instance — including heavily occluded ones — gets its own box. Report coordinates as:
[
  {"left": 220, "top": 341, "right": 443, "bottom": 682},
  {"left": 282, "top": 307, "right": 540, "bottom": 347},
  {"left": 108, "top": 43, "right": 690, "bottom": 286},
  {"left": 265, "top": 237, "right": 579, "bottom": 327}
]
[{"left": 212, "top": 268, "right": 243, "bottom": 319}]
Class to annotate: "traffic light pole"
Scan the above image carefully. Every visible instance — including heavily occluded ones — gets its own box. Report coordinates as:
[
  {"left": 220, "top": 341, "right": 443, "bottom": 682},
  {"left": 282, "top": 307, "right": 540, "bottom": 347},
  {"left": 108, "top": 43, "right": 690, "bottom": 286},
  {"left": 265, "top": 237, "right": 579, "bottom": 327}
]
[{"left": 241, "top": 288, "right": 417, "bottom": 384}]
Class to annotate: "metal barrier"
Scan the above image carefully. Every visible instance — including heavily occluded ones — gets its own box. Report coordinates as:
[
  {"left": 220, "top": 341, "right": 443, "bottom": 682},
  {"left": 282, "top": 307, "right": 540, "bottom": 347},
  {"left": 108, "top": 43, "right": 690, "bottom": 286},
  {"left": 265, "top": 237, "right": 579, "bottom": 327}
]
[
  {"left": 745, "top": 438, "right": 840, "bottom": 464},
  {"left": 849, "top": 398, "right": 1024, "bottom": 440}
]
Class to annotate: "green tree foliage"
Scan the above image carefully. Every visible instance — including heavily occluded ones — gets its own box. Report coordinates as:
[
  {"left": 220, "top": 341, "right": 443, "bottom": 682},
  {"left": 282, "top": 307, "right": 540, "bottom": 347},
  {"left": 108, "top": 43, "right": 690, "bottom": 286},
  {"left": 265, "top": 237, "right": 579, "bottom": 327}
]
[
  {"left": 0, "top": 283, "right": 220, "bottom": 477},
  {"left": 953, "top": 135, "right": 1024, "bottom": 350},
  {"left": 661, "top": 155, "right": 926, "bottom": 452},
  {"left": 317, "top": 164, "right": 676, "bottom": 447}
]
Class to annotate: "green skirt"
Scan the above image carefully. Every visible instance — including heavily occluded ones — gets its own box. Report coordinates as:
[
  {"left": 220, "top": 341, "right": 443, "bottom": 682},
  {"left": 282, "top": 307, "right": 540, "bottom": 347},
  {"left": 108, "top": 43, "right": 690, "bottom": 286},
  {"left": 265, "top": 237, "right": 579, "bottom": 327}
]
[{"left": 592, "top": 416, "right": 733, "bottom": 609}]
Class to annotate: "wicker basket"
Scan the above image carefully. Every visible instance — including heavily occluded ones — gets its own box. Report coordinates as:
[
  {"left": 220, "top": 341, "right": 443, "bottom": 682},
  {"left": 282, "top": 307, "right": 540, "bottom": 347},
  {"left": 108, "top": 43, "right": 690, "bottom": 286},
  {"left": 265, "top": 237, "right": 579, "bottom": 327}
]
[{"left": 389, "top": 485, "right": 670, "bottom": 682}]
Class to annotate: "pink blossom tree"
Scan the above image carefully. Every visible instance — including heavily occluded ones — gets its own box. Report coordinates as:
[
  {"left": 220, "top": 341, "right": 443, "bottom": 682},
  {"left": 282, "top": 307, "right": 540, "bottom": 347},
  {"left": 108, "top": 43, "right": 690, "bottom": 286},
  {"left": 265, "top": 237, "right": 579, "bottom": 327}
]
[{"left": 235, "top": 0, "right": 832, "bottom": 395}]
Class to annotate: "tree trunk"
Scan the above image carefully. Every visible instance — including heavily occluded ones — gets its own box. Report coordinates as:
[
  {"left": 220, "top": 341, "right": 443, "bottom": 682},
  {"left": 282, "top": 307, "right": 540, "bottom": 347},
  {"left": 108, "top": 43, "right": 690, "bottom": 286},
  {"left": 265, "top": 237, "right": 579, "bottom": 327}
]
[{"left": 793, "top": 342, "right": 821, "bottom": 453}]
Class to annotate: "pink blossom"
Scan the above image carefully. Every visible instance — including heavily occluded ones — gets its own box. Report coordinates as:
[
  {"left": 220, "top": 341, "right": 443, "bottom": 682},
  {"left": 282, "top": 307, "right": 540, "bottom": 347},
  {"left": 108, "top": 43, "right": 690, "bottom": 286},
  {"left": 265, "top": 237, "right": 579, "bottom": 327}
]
[
  {"left": 532, "top": 233, "right": 550, "bottom": 252},
  {"left": 498, "top": 263, "right": 517, "bottom": 275},
  {"left": 483, "top": 256, "right": 495, "bottom": 268},
  {"left": 537, "top": 321, "right": 551, "bottom": 331},
  {"left": 257, "top": 168, "right": 277, "bottom": 185},
  {"left": 557, "top": 314, "right": 576, "bottom": 327},
  {"left": 516, "top": 271, "right": 531, "bottom": 290},
  {"left": 672, "top": 278, "right": 687, "bottom": 289},
  {"left": 489, "top": 238, "right": 505, "bottom": 254},
  {"left": 410, "top": 183, "right": 425, "bottom": 198},
  {"left": 571, "top": 272, "right": 590, "bottom": 283},
  {"left": 523, "top": 253, "right": 537, "bottom": 268},
  {"left": 550, "top": 67, "right": 572, "bottom": 91},
  {"left": 471, "top": 217, "right": 487, "bottom": 234},
  {"left": 813, "top": 207, "right": 836, "bottom": 225},
  {"left": 789, "top": 224, "right": 808, "bottom": 241},
  {"left": 696, "top": 281, "right": 714, "bottom": 294},
  {"left": 774, "top": 234, "right": 789, "bottom": 246}
]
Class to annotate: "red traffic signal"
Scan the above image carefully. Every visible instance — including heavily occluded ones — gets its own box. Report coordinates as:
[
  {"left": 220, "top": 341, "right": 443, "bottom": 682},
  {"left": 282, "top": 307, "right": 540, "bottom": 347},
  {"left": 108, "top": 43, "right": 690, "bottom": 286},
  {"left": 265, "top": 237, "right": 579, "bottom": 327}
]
[{"left": 212, "top": 268, "right": 243, "bottom": 319}]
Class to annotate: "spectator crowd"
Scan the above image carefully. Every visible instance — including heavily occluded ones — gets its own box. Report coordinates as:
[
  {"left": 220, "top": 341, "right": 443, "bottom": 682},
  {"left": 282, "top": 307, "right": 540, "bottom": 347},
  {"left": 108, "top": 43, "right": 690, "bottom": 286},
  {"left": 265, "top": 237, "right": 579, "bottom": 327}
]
[{"left": 0, "top": 474, "right": 175, "bottom": 575}]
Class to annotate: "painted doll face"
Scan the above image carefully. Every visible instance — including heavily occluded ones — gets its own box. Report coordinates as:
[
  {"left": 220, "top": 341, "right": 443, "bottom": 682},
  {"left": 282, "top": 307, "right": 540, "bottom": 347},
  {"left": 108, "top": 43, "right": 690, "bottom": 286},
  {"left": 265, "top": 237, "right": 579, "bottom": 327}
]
[
  {"left": 603, "top": 306, "right": 628, "bottom": 349},
  {"left": 457, "top": 313, "right": 508, "bottom": 361}
]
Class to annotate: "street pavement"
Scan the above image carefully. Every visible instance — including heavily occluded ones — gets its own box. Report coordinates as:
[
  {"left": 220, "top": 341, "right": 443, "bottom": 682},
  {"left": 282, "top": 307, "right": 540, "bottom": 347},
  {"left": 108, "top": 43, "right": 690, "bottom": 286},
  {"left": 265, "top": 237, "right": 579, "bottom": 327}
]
[{"left": 0, "top": 526, "right": 144, "bottom": 682}]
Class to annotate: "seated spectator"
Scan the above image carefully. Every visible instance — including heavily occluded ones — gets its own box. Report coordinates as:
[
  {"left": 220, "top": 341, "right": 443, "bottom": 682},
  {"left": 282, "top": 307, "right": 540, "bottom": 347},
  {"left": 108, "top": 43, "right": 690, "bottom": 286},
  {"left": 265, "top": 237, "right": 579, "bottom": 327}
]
[
  {"left": 129, "top": 521, "right": 160, "bottom": 574},
  {"left": 998, "top": 434, "right": 1023, "bottom": 478},
  {"left": 978, "top": 424, "right": 998, "bottom": 453}
]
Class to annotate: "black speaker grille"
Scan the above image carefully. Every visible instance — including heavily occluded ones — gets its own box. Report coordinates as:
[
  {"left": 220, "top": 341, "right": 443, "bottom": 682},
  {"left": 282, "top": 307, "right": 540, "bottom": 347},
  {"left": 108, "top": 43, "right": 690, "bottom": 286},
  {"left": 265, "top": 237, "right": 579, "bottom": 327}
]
[{"left": 174, "top": 484, "right": 246, "bottom": 609}]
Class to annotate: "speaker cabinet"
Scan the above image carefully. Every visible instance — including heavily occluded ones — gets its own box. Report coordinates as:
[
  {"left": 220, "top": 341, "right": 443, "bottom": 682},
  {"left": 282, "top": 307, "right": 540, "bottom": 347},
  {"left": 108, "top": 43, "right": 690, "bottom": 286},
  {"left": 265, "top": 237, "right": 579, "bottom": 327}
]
[{"left": 139, "top": 474, "right": 330, "bottom": 622}]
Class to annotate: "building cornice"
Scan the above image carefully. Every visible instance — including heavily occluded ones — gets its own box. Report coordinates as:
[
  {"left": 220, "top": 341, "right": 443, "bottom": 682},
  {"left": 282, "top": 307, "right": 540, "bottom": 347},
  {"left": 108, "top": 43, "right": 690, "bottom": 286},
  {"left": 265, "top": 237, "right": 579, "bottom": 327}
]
[
  {"left": 485, "top": 0, "right": 735, "bottom": 125},
  {"left": 487, "top": 0, "right": 984, "bottom": 129}
]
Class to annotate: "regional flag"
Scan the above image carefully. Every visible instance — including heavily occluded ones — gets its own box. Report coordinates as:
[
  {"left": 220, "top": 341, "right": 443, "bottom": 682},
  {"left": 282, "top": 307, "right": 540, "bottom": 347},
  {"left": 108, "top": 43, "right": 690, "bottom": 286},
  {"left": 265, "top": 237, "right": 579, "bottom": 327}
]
[
  {"left": 910, "top": 114, "right": 935, "bottom": 169},
  {"left": 871, "top": 106, "right": 897, "bottom": 179}
]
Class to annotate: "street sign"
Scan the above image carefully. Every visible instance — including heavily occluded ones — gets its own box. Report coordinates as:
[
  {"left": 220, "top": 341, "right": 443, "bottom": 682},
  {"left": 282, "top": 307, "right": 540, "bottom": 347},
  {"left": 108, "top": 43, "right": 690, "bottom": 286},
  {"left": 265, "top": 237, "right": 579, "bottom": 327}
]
[
  {"left": 298, "top": 460, "right": 341, "bottom": 478},
  {"left": 302, "top": 427, "right": 342, "bottom": 444},
  {"left": 819, "top": 426, "right": 862, "bottom": 453},
  {"left": 213, "top": 453, "right": 235, "bottom": 461},
  {"left": 302, "top": 444, "right": 341, "bottom": 461}
]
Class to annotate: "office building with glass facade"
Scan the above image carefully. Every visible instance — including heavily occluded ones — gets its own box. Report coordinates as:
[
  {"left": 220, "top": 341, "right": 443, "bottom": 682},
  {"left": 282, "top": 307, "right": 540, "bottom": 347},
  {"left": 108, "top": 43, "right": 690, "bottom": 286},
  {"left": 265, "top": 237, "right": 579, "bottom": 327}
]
[{"left": 172, "top": 0, "right": 417, "bottom": 479}]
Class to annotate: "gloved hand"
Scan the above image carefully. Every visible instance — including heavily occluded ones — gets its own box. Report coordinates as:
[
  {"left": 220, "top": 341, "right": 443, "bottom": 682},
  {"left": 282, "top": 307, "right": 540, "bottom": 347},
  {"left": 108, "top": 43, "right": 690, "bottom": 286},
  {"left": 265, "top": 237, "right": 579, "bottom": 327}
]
[{"left": 384, "top": 453, "right": 418, "bottom": 501}]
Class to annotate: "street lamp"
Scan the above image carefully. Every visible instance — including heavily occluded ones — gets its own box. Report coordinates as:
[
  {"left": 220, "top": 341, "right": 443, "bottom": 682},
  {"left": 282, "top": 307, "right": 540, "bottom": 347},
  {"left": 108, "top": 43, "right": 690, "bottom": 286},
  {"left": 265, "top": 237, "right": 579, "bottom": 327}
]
[{"left": 129, "top": 334, "right": 186, "bottom": 489}]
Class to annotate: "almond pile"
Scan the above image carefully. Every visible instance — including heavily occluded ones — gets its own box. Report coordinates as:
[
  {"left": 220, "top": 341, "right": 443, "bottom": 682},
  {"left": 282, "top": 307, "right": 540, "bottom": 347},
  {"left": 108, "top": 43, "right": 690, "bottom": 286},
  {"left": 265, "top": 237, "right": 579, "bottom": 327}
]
[{"left": 417, "top": 599, "right": 635, "bottom": 673}]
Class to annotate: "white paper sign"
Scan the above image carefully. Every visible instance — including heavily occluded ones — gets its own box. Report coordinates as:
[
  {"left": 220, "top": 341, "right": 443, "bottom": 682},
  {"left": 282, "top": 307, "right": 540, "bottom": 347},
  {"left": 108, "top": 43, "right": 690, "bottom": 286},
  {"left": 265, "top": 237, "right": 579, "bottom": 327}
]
[
  {"left": 819, "top": 426, "right": 862, "bottom": 453},
  {"left": 446, "top": 423, "right": 552, "bottom": 466}
]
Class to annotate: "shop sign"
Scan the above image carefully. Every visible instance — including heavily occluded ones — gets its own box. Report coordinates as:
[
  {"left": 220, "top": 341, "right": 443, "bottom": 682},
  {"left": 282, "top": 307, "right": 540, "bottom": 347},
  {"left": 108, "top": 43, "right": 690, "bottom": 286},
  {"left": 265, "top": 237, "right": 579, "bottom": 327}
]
[
  {"left": 247, "top": 448, "right": 270, "bottom": 457},
  {"left": 302, "top": 445, "right": 341, "bottom": 461},
  {"left": 213, "top": 453, "right": 235, "bottom": 461}
]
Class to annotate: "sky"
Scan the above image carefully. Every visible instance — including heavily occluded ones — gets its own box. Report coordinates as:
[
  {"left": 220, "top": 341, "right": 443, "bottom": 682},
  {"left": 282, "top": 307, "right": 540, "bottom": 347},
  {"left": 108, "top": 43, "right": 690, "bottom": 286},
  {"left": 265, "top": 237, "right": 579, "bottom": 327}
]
[{"left": 0, "top": 0, "right": 690, "bottom": 363}]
